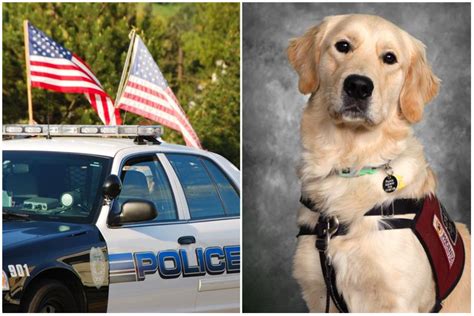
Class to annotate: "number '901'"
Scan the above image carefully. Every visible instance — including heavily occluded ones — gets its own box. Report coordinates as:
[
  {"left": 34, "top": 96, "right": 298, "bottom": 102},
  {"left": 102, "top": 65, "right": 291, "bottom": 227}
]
[{"left": 8, "top": 264, "right": 30, "bottom": 277}]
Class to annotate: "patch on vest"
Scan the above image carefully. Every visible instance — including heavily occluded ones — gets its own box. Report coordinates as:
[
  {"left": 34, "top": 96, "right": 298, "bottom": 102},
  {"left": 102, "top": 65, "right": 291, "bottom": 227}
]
[
  {"left": 440, "top": 203, "right": 457, "bottom": 244},
  {"left": 433, "top": 215, "right": 456, "bottom": 268}
]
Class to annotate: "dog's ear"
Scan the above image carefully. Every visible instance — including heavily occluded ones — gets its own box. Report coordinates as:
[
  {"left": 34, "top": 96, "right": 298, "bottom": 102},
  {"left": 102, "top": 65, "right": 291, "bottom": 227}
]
[
  {"left": 287, "top": 21, "right": 327, "bottom": 95},
  {"left": 399, "top": 39, "right": 440, "bottom": 123}
]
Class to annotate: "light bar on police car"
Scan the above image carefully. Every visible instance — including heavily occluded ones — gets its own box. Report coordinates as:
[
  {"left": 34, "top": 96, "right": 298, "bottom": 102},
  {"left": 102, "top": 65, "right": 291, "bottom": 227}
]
[{"left": 3, "top": 125, "right": 163, "bottom": 138}]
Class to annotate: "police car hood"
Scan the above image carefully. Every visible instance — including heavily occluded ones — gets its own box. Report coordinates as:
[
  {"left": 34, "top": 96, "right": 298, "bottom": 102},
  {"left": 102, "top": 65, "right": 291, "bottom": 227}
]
[{"left": 3, "top": 220, "right": 93, "bottom": 251}]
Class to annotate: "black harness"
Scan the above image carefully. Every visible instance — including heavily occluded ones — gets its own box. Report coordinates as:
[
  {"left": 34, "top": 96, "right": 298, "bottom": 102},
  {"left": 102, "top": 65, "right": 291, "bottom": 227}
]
[{"left": 297, "top": 196, "right": 443, "bottom": 313}]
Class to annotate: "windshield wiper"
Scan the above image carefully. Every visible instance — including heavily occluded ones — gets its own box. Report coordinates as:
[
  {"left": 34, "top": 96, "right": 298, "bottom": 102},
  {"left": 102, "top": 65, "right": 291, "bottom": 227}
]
[{"left": 3, "top": 211, "right": 31, "bottom": 221}]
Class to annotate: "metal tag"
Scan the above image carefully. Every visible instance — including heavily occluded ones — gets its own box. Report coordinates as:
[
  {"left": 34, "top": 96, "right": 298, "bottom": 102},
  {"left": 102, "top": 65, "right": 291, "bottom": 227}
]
[{"left": 382, "top": 175, "right": 398, "bottom": 193}]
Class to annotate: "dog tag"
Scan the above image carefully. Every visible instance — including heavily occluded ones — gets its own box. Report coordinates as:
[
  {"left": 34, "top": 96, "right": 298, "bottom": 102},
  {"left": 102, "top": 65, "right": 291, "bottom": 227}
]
[{"left": 382, "top": 175, "right": 398, "bottom": 193}]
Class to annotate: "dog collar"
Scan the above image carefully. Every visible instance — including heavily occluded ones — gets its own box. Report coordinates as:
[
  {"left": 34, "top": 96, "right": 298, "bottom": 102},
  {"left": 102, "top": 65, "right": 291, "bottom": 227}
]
[
  {"left": 337, "top": 166, "right": 378, "bottom": 177},
  {"left": 335, "top": 161, "right": 389, "bottom": 178},
  {"left": 335, "top": 162, "right": 402, "bottom": 193}
]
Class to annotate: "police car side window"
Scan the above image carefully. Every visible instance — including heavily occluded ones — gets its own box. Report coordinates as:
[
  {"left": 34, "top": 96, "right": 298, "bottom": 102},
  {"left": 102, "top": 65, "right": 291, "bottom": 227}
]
[
  {"left": 167, "top": 154, "right": 238, "bottom": 219},
  {"left": 202, "top": 159, "right": 240, "bottom": 216},
  {"left": 119, "top": 156, "right": 178, "bottom": 222},
  {"left": 167, "top": 154, "right": 225, "bottom": 219}
]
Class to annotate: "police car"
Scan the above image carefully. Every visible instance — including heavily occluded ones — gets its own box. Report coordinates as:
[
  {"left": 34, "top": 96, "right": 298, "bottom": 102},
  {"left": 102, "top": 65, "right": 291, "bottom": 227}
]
[{"left": 2, "top": 125, "right": 240, "bottom": 312}]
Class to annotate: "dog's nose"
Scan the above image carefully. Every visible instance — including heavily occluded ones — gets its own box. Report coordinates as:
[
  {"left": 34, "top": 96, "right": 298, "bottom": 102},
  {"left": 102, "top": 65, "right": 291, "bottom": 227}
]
[{"left": 343, "top": 75, "right": 374, "bottom": 100}]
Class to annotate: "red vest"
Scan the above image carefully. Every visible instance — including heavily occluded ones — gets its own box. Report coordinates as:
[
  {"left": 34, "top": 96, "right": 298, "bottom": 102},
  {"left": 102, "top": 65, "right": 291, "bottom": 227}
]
[{"left": 414, "top": 195, "right": 465, "bottom": 301}]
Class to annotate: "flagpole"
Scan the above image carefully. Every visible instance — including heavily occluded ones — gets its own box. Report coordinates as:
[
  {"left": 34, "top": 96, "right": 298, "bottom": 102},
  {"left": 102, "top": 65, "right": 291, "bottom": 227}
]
[
  {"left": 115, "top": 29, "right": 136, "bottom": 108},
  {"left": 23, "top": 20, "right": 34, "bottom": 125}
]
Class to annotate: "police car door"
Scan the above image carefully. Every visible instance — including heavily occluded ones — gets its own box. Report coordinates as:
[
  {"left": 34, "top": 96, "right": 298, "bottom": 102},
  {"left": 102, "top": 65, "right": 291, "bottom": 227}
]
[
  {"left": 164, "top": 153, "right": 240, "bottom": 312},
  {"left": 99, "top": 154, "right": 198, "bottom": 312}
]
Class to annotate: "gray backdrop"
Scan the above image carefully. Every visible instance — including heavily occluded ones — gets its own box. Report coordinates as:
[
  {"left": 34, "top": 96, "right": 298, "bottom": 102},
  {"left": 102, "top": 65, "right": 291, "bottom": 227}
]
[{"left": 242, "top": 3, "right": 470, "bottom": 312}]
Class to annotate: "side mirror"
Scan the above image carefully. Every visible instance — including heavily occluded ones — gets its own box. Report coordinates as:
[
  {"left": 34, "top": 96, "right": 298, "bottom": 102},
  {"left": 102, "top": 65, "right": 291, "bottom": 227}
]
[
  {"left": 108, "top": 199, "right": 158, "bottom": 226},
  {"left": 102, "top": 175, "right": 122, "bottom": 201}
]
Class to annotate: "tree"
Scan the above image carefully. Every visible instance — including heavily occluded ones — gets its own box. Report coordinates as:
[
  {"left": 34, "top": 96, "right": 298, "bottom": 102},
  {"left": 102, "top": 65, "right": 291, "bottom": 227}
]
[{"left": 3, "top": 3, "right": 240, "bottom": 166}]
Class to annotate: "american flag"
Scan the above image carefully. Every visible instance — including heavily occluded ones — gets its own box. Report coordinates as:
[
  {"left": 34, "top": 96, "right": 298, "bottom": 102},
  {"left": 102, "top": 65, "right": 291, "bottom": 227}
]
[
  {"left": 117, "top": 35, "right": 201, "bottom": 149},
  {"left": 27, "top": 22, "right": 121, "bottom": 125}
]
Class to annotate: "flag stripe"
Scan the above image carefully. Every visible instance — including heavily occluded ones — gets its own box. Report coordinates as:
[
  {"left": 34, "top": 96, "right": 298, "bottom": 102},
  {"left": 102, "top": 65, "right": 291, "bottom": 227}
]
[
  {"left": 100, "top": 94, "right": 111, "bottom": 126},
  {"left": 30, "top": 76, "right": 107, "bottom": 92},
  {"left": 30, "top": 61, "right": 85, "bottom": 71},
  {"left": 106, "top": 97, "right": 119, "bottom": 125},
  {"left": 31, "top": 81, "right": 106, "bottom": 95},
  {"left": 30, "top": 55, "right": 75, "bottom": 65},
  {"left": 30, "top": 71, "right": 97, "bottom": 85},
  {"left": 89, "top": 94, "right": 102, "bottom": 122},
  {"left": 85, "top": 94, "right": 96, "bottom": 111},
  {"left": 30, "top": 65, "right": 94, "bottom": 81}
]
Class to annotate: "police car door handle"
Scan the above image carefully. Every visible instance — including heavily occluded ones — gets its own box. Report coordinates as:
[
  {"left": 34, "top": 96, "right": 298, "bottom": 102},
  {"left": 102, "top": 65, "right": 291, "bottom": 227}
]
[{"left": 178, "top": 236, "right": 196, "bottom": 245}]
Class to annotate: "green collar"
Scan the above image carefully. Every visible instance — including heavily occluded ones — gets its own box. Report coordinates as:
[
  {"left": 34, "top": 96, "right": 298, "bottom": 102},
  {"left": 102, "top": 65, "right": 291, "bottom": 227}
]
[{"left": 337, "top": 163, "right": 389, "bottom": 178}]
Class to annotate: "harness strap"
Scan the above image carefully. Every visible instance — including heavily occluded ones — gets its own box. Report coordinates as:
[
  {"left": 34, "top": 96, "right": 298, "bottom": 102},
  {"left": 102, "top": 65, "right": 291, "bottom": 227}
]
[
  {"left": 300, "top": 196, "right": 424, "bottom": 217},
  {"left": 378, "top": 218, "right": 413, "bottom": 230},
  {"left": 320, "top": 253, "right": 349, "bottom": 313},
  {"left": 297, "top": 218, "right": 414, "bottom": 238},
  {"left": 365, "top": 198, "right": 424, "bottom": 216},
  {"left": 431, "top": 301, "right": 443, "bottom": 313}
]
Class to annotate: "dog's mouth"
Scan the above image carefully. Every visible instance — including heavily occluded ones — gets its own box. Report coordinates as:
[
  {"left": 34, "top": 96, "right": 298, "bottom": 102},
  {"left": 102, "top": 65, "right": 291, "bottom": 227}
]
[
  {"left": 331, "top": 100, "right": 375, "bottom": 127},
  {"left": 340, "top": 105, "right": 366, "bottom": 119}
]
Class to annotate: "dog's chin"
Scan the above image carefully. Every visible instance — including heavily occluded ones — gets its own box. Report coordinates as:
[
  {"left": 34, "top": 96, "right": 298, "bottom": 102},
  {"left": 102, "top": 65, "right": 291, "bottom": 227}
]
[
  {"left": 341, "top": 109, "right": 367, "bottom": 122},
  {"left": 329, "top": 108, "right": 376, "bottom": 129}
]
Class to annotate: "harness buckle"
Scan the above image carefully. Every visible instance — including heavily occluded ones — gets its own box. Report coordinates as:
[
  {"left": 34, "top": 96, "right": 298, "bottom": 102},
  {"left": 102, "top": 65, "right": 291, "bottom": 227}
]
[
  {"left": 328, "top": 216, "right": 340, "bottom": 236},
  {"left": 315, "top": 217, "right": 340, "bottom": 252}
]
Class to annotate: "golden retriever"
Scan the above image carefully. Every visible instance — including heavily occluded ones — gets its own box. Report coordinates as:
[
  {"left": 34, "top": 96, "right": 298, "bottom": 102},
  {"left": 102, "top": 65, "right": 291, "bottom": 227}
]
[{"left": 287, "top": 14, "right": 470, "bottom": 312}]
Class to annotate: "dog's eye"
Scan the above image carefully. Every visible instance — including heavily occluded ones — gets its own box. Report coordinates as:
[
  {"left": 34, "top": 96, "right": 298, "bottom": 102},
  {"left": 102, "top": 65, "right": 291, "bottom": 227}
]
[
  {"left": 383, "top": 52, "right": 397, "bottom": 64},
  {"left": 335, "top": 41, "right": 351, "bottom": 54}
]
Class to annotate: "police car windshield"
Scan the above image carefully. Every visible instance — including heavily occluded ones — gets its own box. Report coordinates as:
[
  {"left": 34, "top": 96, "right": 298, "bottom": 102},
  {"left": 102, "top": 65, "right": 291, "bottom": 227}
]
[{"left": 3, "top": 151, "right": 111, "bottom": 224}]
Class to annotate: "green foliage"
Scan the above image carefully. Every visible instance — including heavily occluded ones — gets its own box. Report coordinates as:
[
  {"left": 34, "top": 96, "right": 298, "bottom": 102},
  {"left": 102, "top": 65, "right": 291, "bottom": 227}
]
[{"left": 3, "top": 3, "right": 240, "bottom": 166}]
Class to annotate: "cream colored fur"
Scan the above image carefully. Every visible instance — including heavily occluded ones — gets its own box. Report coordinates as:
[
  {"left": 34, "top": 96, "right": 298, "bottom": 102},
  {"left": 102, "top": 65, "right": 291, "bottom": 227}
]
[{"left": 288, "top": 14, "right": 470, "bottom": 312}]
